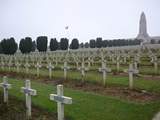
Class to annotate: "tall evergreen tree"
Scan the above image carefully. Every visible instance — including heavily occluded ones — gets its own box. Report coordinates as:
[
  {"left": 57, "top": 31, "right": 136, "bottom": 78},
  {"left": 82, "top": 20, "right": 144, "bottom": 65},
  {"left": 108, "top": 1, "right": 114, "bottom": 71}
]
[
  {"left": 89, "top": 39, "right": 96, "bottom": 48},
  {"left": 0, "top": 42, "right": 3, "bottom": 54},
  {"left": 1, "top": 38, "right": 18, "bottom": 55},
  {"left": 50, "top": 38, "right": 59, "bottom": 51},
  {"left": 60, "top": 38, "right": 69, "bottom": 50},
  {"left": 96, "top": 37, "right": 103, "bottom": 48},
  {"left": 19, "top": 37, "right": 33, "bottom": 54},
  {"left": 70, "top": 38, "right": 79, "bottom": 49},
  {"left": 36, "top": 36, "right": 48, "bottom": 52},
  {"left": 79, "top": 43, "right": 84, "bottom": 48},
  {"left": 84, "top": 42, "right": 89, "bottom": 48}
]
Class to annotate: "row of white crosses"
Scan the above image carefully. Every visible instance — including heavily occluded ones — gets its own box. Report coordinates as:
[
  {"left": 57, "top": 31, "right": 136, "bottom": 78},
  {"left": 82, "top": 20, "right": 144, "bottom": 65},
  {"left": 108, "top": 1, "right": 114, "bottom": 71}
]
[{"left": 0, "top": 77, "right": 72, "bottom": 120}]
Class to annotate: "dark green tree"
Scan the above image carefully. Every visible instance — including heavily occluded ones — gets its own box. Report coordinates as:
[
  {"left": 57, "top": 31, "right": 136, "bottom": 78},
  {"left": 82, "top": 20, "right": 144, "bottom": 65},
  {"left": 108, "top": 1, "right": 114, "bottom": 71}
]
[
  {"left": 79, "top": 43, "right": 84, "bottom": 48},
  {"left": 19, "top": 37, "right": 33, "bottom": 54},
  {"left": 96, "top": 37, "right": 103, "bottom": 48},
  {"left": 50, "top": 38, "right": 59, "bottom": 51},
  {"left": 84, "top": 42, "right": 89, "bottom": 48},
  {"left": 60, "top": 38, "right": 69, "bottom": 50},
  {"left": 36, "top": 36, "right": 48, "bottom": 52},
  {"left": 89, "top": 39, "right": 96, "bottom": 48},
  {"left": 1, "top": 38, "right": 18, "bottom": 55},
  {"left": 70, "top": 38, "right": 79, "bottom": 49},
  {"left": 0, "top": 42, "right": 3, "bottom": 54}
]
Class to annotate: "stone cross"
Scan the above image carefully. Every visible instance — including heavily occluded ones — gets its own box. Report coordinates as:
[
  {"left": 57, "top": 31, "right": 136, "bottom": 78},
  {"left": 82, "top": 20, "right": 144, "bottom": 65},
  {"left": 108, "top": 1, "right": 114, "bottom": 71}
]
[
  {"left": 0, "top": 76, "right": 11, "bottom": 104},
  {"left": 1, "top": 61, "right": 5, "bottom": 70},
  {"left": 8, "top": 61, "right": 12, "bottom": 71},
  {"left": 15, "top": 61, "right": 21, "bottom": 73},
  {"left": 24, "top": 62, "right": 30, "bottom": 74},
  {"left": 50, "top": 85, "right": 72, "bottom": 120},
  {"left": 47, "top": 62, "right": 55, "bottom": 79},
  {"left": 151, "top": 56, "right": 158, "bottom": 73},
  {"left": 99, "top": 61, "right": 111, "bottom": 86},
  {"left": 21, "top": 80, "right": 37, "bottom": 118},
  {"left": 61, "top": 61, "right": 70, "bottom": 80},
  {"left": 78, "top": 61, "right": 89, "bottom": 82},
  {"left": 133, "top": 56, "right": 140, "bottom": 70},
  {"left": 124, "top": 64, "right": 139, "bottom": 89},
  {"left": 35, "top": 62, "right": 42, "bottom": 77},
  {"left": 116, "top": 56, "right": 121, "bottom": 72}
]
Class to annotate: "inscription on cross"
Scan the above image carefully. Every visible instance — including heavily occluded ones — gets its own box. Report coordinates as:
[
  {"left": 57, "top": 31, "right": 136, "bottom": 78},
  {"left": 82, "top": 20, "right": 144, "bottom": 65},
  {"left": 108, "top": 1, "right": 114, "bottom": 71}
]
[
  {"left": 0, "top": 76, "right": 11, "bottom": 104},
  {"left": 21, "top": 80, "right": 37, "bottom": 118},
  {"left": 50, "top": 85, "right": 72, "bottom": 120}
]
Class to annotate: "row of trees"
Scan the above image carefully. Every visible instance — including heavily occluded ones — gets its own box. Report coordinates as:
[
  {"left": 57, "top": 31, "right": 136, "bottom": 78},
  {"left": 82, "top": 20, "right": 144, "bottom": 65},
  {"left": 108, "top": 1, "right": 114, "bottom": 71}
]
[
  {"left": 0, "top": 36, "right": 79, "bottom": 54},
  {"left": 0, "top": 36, "right": 160, "bottom": 55}
]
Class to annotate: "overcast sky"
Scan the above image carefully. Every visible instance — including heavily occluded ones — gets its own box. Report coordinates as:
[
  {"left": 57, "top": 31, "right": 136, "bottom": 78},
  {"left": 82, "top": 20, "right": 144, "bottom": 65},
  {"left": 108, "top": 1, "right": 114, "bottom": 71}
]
[{"left": 0, "top": 0, "right": 159, "bottom": 43}]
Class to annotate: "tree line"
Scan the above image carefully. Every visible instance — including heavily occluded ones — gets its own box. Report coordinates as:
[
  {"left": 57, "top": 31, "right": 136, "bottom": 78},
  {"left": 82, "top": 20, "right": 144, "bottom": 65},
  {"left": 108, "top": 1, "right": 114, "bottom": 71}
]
[{"left": 0, "top": 36, "right": 159, "bottom": 55}]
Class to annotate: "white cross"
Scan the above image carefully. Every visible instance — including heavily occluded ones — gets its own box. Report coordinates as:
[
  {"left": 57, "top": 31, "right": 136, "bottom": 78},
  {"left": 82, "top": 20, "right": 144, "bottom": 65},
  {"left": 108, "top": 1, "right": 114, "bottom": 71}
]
[
  {"left": 0, "top": 76, "right": 11, "bottom": 104},
  {"left": 99, "top": 62, "right": 111, "bottom": 86},
  {"left": 133, "top": 56, "right": 140, "bottom": 70},
  {"left": 116, "top": 56, "right": 121, "bottom": 72},
  {"left": 21, "top": 80, "right": 37, "bottom": 118},
  {"left": 50, "top": 85, "right": 72, "bottom": 120},
  {"left": 24, "top": 62, "right": 30, "bottom": 74},
  {"left": 78, "top": 62, "right": 89, "bottom": 82},
  {"left": 124, "top": 64, "right": 139, "bottom": 89},
  {"left": 151, "top": 56, "right": 158, "bottom": 73},
  {"left": 8, "top": 61, "right": 12, "bottom": 71},
  {"left": 35, "top": 62, "right": 42, "bottom": 77},
  {"left": 47, "top": 62, "right": 55, "bottom": 79},
  {"left": 61, "top": 62, "right": 70, "bottom": 79},
  {"left": 15, "top": 62, "right": 21, "bottom": 73},
  {"left": 1, "top": 61, "right": 5, "bottom": 70}
]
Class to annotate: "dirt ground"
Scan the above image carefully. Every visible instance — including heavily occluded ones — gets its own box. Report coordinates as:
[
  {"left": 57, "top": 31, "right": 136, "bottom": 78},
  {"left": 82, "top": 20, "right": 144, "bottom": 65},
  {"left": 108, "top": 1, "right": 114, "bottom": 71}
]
[{"left": 0, "top": 94, "right": 57, "bottom": 120}]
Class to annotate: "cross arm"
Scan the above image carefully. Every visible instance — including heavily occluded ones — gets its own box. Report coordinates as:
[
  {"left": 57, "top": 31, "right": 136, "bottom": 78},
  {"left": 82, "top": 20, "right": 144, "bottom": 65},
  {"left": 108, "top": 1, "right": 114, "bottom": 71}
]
[
  {"left": 50, "top": 94, "right": 72, "bottom": 104},
  {"left": 21, "top": 87, "right": 37, "bottom": 96}
]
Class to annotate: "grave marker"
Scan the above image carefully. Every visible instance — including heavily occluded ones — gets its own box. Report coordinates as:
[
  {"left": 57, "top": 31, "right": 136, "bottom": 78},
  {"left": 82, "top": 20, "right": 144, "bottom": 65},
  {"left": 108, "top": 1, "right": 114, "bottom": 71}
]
[
  {"left": 50, "top": 85, "right": 72, "bottom": 120},
  {"left": 124, "top": 64, "right": 139, "bottom": 89},
  {"left": 0, "top": 76, "right": 11, "bottom": 104},
  {"left": 21, "top": 80, "right": 37, "bottom": 118},
  {"left": 99, "top": 61, "right": 111, "bottom": 86}
]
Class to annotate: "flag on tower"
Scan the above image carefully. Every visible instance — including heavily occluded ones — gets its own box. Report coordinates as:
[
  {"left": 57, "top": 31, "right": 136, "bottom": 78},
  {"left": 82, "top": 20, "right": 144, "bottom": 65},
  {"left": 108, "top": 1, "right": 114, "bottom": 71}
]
[{"left": 65, "top": 26, "right": 69, "bottom": 30}]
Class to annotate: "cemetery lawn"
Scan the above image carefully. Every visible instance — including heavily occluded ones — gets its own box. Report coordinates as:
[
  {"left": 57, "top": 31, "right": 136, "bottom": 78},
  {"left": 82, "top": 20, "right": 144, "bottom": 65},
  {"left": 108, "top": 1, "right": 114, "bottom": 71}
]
[{"left": 0, "top": 78, "right": 160, "bottom": 120}]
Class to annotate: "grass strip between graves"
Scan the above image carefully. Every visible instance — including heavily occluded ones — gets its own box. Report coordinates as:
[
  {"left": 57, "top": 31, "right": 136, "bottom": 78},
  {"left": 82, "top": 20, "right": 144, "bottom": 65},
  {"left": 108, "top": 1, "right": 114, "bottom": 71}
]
[{"left": 0, "top": 77, "right": 160, "bottom": 120}]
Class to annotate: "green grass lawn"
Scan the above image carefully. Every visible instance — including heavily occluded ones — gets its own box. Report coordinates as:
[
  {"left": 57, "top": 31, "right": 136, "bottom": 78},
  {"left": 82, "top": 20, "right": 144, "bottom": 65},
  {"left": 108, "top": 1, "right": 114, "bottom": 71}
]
[{"left": 0, "top": 77, "right": 160, "bottom": 120}]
